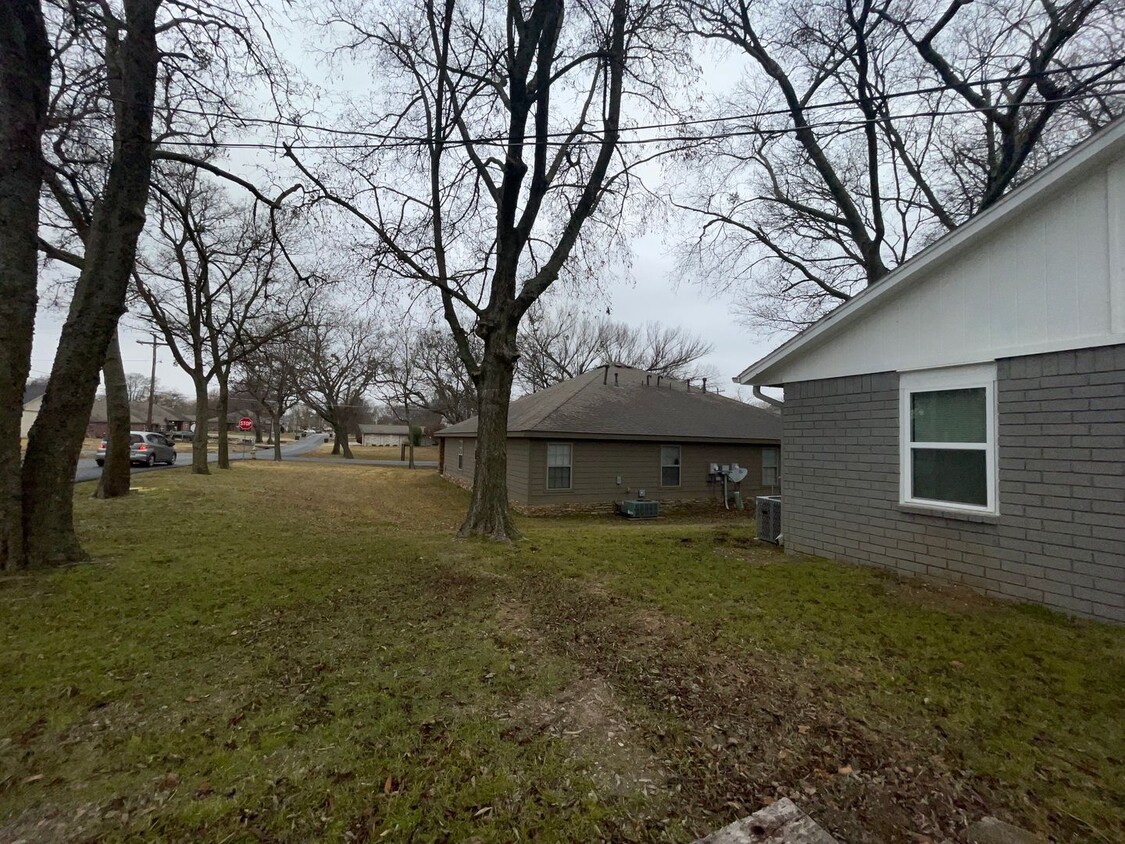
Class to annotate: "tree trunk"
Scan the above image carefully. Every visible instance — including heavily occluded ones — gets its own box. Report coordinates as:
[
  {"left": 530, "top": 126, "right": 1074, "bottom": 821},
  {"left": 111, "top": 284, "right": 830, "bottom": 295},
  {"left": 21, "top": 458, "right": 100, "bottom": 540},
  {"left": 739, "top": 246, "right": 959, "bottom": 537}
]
[
  {"left": 407, "top": 423, "right": 415, "bottom": 470},
  {"left": 20, "top": 0, "right": 159, "bottom": 566},
  {"left": 331, "top": 428, "right": 341, "bottom": 455},
  {"left": 191, "top": 377, "right": 210, "bottom": 475},
  {"left": 333, "top": 422, "right": 354, "bottom": 459},
  {"left": 216, "top": 376, "right": 230, "bottom": 469},
  {"left": 95, "top": 330, "right": 131, "bottom": 499},
  {"left": 0, "top": 0, "right": 50, "bottom": 570},
  {"left": 458, "top": 332, "right": 520, "bottom": 541},
  {"left": 273, "top": 413, "right": 282, "bottom": 461}
]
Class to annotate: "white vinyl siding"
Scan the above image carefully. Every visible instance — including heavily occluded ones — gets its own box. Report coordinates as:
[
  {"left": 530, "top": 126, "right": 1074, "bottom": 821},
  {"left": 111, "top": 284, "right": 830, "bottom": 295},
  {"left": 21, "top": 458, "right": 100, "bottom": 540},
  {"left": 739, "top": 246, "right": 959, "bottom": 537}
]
[
  {"left": 546, "top": 442, "right": 572, "bottom": 490},
  {"left": 660, "top": 445, "right": 681, "bottom": 487},
  {"left": 900, "top": 363, "right": 998, "bottom": 515}
]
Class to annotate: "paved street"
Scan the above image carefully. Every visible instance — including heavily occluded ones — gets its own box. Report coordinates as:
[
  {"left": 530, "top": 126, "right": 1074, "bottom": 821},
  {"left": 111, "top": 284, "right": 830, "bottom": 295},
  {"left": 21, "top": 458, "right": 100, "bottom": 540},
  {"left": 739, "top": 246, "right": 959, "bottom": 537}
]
[{"left": 73, "top": 433, "right": 329, "bottom": 483}]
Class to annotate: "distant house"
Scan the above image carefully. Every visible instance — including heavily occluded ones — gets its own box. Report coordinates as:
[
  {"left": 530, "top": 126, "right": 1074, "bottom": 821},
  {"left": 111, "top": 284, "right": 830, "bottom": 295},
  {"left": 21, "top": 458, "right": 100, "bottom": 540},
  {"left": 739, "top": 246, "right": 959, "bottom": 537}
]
[
  {"left": 736, "top": 118, "right": 1125, "bottom": 624},
  {"left": 87, "top": 400, "right": 191, "bottom": 438},
  {"left": 207, "top": 411, "right": 249, "bottom": 434},
  {"left": 357, "top": 423, "right": 411, "bottom": 446},
  {"left": 20, "top": 385, "right": 47, "bottom": 439},
  {"left": 435, "top": 365, "right": 782, "bottom": 514}
]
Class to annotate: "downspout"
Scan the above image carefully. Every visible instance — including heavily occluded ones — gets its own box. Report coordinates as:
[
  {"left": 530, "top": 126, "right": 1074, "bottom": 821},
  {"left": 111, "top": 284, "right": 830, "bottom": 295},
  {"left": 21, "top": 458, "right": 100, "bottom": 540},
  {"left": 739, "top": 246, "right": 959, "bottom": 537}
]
[{"left": 753, "top": 385, "right": 784, "bottom": 410}]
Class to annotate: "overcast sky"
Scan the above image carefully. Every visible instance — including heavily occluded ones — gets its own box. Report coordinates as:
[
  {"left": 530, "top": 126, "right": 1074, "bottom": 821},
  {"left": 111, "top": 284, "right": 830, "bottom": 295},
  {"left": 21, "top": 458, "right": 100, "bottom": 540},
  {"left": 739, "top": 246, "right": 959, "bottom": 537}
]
[{"left": 29, "top": 6, "right": 786, "bottom": 402}]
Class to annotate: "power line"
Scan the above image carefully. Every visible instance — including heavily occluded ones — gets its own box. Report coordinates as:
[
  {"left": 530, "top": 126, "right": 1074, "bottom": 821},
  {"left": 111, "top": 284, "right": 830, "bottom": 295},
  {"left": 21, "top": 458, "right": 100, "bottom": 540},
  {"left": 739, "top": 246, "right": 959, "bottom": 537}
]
[
  {"left": 69, "top": 59, "right": 1123, "bottom": 155},
  {"left": 146, "top": 87, "right": 1125, "bottom": 153},
  {"left": 137, "top": 57, "right": 1125, "bottom": 147}
]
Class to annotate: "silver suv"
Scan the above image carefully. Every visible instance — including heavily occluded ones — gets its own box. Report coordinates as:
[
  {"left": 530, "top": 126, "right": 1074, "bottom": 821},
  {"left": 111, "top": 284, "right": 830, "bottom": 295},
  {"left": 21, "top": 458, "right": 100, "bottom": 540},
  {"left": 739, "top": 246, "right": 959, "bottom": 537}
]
[{"left": 96, "top": 431, "right": 178, "bottom": 467}]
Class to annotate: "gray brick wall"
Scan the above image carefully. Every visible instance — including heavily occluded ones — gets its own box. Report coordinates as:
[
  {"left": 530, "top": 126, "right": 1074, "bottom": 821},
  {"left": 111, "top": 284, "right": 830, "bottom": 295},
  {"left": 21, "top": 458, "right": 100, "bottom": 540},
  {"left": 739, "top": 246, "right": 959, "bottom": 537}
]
[{"left": 781, "top": 345, "right": 1125, "bottom": 624}]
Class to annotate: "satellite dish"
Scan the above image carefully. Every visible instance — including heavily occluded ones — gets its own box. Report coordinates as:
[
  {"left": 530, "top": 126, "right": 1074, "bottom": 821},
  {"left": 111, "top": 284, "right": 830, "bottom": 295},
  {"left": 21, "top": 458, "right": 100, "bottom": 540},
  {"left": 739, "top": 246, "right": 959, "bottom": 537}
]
[{"left": 728, "top": 464, "right": 748, "bottom": 483}]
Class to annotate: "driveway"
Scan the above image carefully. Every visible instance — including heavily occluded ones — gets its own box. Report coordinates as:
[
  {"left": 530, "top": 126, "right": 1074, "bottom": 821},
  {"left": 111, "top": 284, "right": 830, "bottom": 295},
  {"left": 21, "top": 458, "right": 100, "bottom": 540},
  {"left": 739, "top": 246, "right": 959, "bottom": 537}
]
[{"left": 74, "top": 434, "right": 329, "bottom": 483}]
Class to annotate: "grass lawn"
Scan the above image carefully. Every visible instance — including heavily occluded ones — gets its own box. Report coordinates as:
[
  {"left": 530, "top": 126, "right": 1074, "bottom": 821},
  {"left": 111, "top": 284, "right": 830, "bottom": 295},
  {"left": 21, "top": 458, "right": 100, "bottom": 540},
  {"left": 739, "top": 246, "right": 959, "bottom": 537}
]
[
  {"left": 308, "top": 443, "right": 441, "bottom": 462},
  {"left": 1, "top": 465, "right": 1121, "bottom": 843}
]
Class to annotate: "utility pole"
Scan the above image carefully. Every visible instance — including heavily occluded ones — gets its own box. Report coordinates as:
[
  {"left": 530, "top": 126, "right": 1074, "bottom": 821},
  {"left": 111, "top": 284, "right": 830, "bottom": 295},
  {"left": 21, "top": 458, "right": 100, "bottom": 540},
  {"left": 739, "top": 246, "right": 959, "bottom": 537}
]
[{"left": 136, "top": 334, "right": 162, "bottom": 430}]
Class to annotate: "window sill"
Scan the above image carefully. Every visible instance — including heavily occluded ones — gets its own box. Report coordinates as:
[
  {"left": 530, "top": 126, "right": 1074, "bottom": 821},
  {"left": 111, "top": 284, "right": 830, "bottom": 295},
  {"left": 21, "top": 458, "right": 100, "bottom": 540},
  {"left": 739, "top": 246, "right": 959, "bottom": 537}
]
[{"left": 894, "top": 503, "right": 1000, "bottom": 524}]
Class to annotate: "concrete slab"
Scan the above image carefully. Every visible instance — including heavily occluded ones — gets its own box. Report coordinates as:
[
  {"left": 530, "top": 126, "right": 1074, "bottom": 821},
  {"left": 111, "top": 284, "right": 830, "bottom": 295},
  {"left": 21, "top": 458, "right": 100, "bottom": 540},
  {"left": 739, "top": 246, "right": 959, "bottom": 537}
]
[{"left": 692, "top": 798, "right": 838, "bottom": 844}]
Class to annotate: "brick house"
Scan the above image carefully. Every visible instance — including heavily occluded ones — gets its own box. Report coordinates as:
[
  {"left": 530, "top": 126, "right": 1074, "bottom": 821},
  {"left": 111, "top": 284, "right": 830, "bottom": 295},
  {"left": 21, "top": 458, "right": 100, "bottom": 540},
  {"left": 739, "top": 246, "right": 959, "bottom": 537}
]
[
  {"left": 736, "top": 118, "right": 1125, "bottom": 623},
  {"left": 85, "top": 399, "right": 190, "bottom": 438},
  {"left": 436, "top": 365, "right": 782, "bottom": 514}
]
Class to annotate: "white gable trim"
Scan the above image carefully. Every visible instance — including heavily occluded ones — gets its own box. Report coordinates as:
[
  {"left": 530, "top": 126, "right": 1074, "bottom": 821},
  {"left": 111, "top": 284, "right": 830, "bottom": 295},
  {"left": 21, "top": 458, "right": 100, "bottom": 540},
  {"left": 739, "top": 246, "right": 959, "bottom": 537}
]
[{"left": 736, "top": 118, "right": 1125, "bottom": 387}]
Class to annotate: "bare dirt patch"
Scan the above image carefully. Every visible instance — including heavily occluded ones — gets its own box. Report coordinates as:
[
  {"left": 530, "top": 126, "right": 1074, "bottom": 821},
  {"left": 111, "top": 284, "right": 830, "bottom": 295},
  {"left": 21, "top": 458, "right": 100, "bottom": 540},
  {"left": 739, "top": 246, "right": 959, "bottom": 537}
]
[
  {"left": 503, "top": 675, "right": 666, "bottom": 801},
  {"left": 887, "top": 574, "right": 1000, "bottom": 615},
  {"left": 510, "top": 570, "right": 997, "bottom": 843}
]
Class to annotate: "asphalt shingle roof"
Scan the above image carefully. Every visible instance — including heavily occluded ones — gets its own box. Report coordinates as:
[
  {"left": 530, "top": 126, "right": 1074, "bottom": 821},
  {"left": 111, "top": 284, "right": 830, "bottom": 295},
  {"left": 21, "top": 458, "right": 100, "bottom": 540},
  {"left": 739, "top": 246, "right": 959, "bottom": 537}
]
[
  {"left": 437, "top": 366, "right": 781, "bottom": 442},
  {"left": 358, "top": 424, "right": 411, "bottom": 435},
  {"left": 89, "top": 399, "right": 188, "bottom": 425}
]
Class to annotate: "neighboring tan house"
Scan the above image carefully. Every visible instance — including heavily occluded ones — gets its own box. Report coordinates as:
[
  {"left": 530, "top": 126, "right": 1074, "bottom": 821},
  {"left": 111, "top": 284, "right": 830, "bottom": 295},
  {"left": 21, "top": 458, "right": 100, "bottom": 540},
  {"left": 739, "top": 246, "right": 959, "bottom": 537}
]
[
  {"left": 736, "top": 118, "right": 1125, "bottom": 624},
  {"left": 87, "top": 400, "right": 190, "bottom": 438},
  {"left": 357, "top": 423, "right": 411, "bottom": 446},
  {"left": 436, "top": 365, "right": 782, "bottom": 514}
]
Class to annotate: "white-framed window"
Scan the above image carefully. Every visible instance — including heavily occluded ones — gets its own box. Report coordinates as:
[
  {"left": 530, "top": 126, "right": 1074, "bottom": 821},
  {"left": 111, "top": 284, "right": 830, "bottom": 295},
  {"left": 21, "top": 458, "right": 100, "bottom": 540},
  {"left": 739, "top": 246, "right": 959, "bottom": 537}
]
[
  {"left": 762, "top": 447, "right": 779, "bottom": 486},
  {"left": 546, "top": 442, "right": 572, "bottom": 490},
  {"left": 660, "top": 445, "right": 681, "bottom": 487},
  {"left": 457, "top": 440, "right": 464, "bottom": 470},
  {"left": 900, "top": 363, "right": 998, "bottom": 514}
]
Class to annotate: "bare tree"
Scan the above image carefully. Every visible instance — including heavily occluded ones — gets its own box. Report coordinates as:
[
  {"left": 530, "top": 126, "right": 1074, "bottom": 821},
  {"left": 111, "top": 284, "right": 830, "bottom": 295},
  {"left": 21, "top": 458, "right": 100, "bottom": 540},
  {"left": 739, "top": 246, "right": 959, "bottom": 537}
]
[
  {"left": 676, "top": 0, "right": 1124, "bottom": 329},
  {"left": 411, "top": 326, "right": 480, "bottom": 425},
  {"left": 134, "top": 167, "right": 306, "bottom": 473},
  {"left": 20, "top": 0, "right": 161, "bottom": 565},
  {"left": 124, "top": 372, "right": 154, "bottom": 403},
  {"left": 294, "top": 312, "right": 385, "bottom": 460},
  {"left": 289, "top": 0, "right": 683, "bottom": 539},
  {"left": 0, "top": 0, "right": 51, "bottom": 568},
  {"left": 517, "top": 307, "right": 714, "bottom": 391},
  {"left": 237, "top": 339, "right": 301, "bottom": 462},
  {"left": 879, "top": 0, "right": 1125, "bottom": 213},
  {"left": 16, "top": 0, "right": 294, "bottom": 565}
]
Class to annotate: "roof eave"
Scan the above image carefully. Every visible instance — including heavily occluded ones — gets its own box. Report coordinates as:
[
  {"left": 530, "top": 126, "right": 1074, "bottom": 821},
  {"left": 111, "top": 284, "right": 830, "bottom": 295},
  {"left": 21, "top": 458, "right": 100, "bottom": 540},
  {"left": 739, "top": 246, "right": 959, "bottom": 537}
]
[{"left": 735, "top": 117, "right": 1125, "bottom": 387}]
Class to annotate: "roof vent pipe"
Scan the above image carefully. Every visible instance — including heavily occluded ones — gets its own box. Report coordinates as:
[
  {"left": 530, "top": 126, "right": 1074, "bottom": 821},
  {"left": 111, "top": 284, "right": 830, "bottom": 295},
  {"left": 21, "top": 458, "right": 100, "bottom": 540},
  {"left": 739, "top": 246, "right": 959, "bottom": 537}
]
[
  {"left": 702, "top": 378, "right": 708, "bottom": 393},
  {"left": 686, "top": 379, "right": 691, "bottom": 392},
  {"left": 657, "top": 375, "right": 663, "bottom": 387},
  {"left": 646, "top": 374, "right": 651, "bottom": 386},
  {"left": 614, "top": 372, "right": 618, "bottom": 386},
  {"left": 603, "top": 364, "right": 609, "bottom": 385}
]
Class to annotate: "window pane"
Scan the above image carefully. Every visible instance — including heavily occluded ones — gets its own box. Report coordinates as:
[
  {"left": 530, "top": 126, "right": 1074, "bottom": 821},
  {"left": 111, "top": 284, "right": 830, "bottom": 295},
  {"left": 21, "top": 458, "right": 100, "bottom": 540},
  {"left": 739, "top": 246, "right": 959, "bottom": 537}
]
[
  {"left": 660, "top": 445, "right": 680, "bottom": 467},
  {"left": 547, "top": 443, "right": 571, "bottom": 467},
  {"left": 762, "top": 448, "right": 778, "bottom": 468},
  {"left": 661, "top": 466, "right": 680, "bottom": 486},
  {"left": 912, "top": 448, "right": 987, "bottom": 506},
  {"left": 547, "top": 466, "right": 571, "bottom": 489},
  {"left": 911, "top": 388, "right": 986, "bottom": 443},
  {"left": 762, "top": 467, "right": 777, "bottom": 486}
]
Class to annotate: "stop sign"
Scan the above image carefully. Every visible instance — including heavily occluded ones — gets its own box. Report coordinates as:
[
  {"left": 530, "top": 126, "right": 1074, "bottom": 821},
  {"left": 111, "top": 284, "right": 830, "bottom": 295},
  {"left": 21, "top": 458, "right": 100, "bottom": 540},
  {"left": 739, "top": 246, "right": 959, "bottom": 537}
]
[{"left": 238, "top": 417, "right": 253, "bottom": 431}]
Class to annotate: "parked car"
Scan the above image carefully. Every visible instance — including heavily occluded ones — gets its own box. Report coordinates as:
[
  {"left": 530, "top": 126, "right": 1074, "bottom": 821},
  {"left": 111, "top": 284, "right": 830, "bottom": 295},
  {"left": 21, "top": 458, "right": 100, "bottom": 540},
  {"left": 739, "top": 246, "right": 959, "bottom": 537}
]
[
  {"left": 168, "top": 430, "right": 194, "bottom": 442},
  {"left": 96, "top": 432, "right": 177, "bottom": 467}
]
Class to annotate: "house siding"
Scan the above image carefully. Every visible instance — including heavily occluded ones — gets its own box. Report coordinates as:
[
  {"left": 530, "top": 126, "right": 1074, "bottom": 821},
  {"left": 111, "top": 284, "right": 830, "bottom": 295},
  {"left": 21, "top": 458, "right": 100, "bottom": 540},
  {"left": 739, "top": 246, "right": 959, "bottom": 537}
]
[
  {"left": 525, "top": 439, "right": 780, "bottom": 510},
  {"left": 508, "top": 439, "right": 531, "bottom": 502},
  {"left": 442, "top": 436, "right": 477, "bottom": 487},
  {"left": 782, "top": 345, "right": 1125, "bottom": 624}
]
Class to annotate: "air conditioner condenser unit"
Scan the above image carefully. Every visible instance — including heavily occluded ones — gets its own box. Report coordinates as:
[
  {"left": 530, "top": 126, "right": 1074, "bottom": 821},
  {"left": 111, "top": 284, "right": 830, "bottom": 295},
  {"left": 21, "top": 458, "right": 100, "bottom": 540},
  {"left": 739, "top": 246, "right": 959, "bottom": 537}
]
[{"left": 756, "top": 496, "right": 782, "bottom": 543}]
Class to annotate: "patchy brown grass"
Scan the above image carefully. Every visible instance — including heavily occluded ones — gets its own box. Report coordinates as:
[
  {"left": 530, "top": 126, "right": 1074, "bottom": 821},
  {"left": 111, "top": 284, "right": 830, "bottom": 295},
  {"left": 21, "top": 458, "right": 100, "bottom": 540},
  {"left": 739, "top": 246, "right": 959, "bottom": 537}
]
[
  {"left": 1, "top": 464, "right": 1121, "bottom": 843},
  {"left": 307, "top": 443, "right": 440, "bottom": 462}
]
